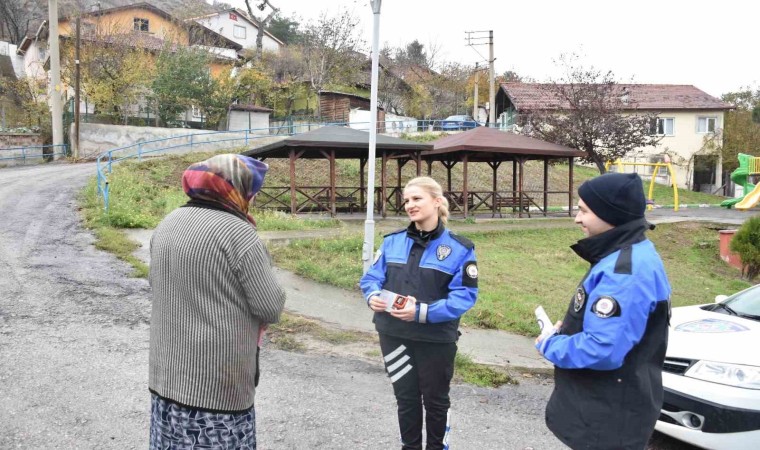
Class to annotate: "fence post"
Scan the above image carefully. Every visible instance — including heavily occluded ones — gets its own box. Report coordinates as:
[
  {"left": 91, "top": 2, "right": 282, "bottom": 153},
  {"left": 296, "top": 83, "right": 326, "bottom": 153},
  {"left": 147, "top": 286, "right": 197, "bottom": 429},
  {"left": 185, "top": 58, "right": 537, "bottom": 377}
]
[
  {"left": 138, "top": 143, "right": 143, "bottom": 162},
  {"left": 245, "top": 129, "right": 249, "bottom": 146},
  {"left": 190, "top": 134, "right": 194, "bottom": 150},
  {"left": 22, "top": 147, "right": 26, "bottom": 164}
]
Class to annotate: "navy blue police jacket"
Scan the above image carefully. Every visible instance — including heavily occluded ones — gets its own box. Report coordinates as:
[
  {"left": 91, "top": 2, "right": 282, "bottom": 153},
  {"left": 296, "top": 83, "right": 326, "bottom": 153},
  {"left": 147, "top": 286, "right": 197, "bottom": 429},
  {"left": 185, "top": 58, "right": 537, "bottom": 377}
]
[
  {"left": 536, "top": 218, "right": 672, "bottom": 450},
  {"left": 360, "top": 220, "right": 478, "bottom": 343}
]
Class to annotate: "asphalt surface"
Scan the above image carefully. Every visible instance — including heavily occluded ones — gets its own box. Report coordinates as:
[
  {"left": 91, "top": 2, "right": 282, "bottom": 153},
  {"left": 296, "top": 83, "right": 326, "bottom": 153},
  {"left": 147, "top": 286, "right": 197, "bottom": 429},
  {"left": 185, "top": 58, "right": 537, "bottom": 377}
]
[{"left": 0, "top": 161, "right": 728, "bottom": 449}]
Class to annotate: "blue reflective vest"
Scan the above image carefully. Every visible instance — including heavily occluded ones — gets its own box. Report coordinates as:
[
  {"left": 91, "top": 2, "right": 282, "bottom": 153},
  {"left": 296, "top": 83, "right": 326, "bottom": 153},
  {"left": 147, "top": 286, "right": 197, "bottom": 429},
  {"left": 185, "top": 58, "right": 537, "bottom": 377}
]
[
  {"left": 360, "top": 222, "right": 478, "bottom": 343},
  {"left": 538, "top": 220, "right": 672, "bottom": 450}
]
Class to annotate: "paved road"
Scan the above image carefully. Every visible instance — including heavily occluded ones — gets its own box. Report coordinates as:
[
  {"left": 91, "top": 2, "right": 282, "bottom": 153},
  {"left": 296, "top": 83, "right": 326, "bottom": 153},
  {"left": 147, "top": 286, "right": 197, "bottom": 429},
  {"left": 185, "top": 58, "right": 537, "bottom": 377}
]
[{"left": 0, "top": 162, "right": 706, "bottom": 449}]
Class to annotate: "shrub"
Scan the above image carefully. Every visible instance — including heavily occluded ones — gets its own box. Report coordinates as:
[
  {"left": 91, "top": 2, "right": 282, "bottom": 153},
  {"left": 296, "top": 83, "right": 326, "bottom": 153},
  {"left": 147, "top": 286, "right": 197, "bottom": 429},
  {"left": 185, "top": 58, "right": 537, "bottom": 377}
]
[{"left": 730, "top": 216, "right": 760, "bottom": 280}]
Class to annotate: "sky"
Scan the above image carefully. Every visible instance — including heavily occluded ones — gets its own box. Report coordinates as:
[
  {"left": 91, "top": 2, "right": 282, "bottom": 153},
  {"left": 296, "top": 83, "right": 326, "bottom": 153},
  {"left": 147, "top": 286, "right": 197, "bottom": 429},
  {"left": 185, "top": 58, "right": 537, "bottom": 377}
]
[{"left": 221, "top": 0, "right": 759, "bottom": 98}]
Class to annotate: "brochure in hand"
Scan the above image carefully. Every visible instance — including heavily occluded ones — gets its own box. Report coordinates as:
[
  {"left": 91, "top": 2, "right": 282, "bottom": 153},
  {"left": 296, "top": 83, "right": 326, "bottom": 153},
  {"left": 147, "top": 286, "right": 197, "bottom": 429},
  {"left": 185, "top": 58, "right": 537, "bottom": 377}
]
[
  {"left": 379, "top": 289, "right": 410, "bottom": 312},
  {"left": 535, "top": 305, "right": 557, "bottom": 340}
]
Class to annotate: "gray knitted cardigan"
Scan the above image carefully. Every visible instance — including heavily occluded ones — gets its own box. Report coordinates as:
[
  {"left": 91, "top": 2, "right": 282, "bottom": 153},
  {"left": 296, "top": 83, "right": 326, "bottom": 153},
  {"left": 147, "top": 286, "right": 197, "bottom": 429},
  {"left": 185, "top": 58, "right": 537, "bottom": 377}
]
[{"left": 149, "top": 207, "right": 286, "bottom": 412}]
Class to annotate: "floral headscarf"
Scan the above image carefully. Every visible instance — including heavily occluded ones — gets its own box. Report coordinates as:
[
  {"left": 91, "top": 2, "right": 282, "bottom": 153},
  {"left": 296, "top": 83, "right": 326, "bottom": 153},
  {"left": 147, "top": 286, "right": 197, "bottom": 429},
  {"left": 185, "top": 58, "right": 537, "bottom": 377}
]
[{"left": 181, "top": 154, "right": 268, "bottom": 225}]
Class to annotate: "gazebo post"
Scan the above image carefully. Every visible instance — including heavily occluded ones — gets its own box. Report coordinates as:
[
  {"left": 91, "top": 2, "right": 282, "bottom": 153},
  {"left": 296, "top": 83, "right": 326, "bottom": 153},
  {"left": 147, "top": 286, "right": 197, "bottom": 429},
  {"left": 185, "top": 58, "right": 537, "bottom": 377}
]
[
  {"left": 568, "top": 157, "right": 574, "bottom": 217},
  {"left": 445, "top": 161, "right": 454, "bottom": 192},
  {"left": 512, "top": 160, "right": 517, "bottom": 206},
  {"left": 360, "top": 157, "right": 366, "bottom": 211},
  {"left": 463, "top": 153, "right": 469, "bottom": 218},
  {"left": 381, "top": 150, "right": 388, "bottom": 218},
  {"left": 426, "top": 160, "right": 432, "bottom": 176},
  {"left": 543, "top": 156, "right": 549, "bottom": 217},
  {"left": 518, "top": 157, "right": 525, "bottom": 218},
  {"left": 415, "top": 152, "right": 422, "bottom": 176},
  {"left": 397, "top": 158, "right": 405, "bottom": 213},
  {"left": 289, "top": 149, "right": 297, "bottom": 215},
  {"left": 330, "top": 149, "right": 336, "bottom": 217},
  {"left": 490, "top": 161, "right": 501, "bottom": 217}
]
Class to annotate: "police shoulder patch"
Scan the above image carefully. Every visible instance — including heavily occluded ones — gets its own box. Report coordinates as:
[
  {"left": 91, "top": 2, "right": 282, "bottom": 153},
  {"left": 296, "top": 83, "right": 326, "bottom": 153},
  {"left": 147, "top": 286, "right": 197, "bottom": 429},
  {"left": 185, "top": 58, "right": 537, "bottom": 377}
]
[
  {"left": 573, "top": 287, "right": 586, "bottom": 312},
  {"left": 449, "top": 232, "right": 474, "bottom": 250},
  {"left": 462, "top": 260, "right": 478, "bottom": 287},
  {"left": 592, "top": 296, "right": 620, "bottom": 318}
]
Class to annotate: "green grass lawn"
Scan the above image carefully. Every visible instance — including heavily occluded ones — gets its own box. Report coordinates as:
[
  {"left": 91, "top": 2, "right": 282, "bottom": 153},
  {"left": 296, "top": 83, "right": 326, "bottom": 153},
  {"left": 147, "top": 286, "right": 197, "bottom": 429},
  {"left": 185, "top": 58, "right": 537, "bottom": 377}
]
[
  {"left": 80, "top": 146, "right": 733, "bottom": 318},
  {"left": 272, "top": 221, "right": 751, "bottom": 336},
  {"left": 84, "top": 152, "right": 342, "bottom": 231}
]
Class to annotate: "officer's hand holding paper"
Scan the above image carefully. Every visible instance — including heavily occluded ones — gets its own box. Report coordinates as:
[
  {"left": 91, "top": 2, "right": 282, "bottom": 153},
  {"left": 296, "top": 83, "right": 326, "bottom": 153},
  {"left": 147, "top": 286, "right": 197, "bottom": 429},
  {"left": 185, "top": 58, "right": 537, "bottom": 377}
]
[{"left": 534, "top": 306, "right": 561, "bottom": 353}]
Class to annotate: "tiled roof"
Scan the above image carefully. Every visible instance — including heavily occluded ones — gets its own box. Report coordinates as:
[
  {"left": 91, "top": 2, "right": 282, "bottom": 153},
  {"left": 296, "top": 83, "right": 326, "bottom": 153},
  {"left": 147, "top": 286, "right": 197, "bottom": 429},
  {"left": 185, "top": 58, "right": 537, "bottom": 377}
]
[
  {"left": 426, "top": 127, "right": 584, "bottom": 159},
  {"left": 501, "top": 83, "right": 733, "bottom": 111}
]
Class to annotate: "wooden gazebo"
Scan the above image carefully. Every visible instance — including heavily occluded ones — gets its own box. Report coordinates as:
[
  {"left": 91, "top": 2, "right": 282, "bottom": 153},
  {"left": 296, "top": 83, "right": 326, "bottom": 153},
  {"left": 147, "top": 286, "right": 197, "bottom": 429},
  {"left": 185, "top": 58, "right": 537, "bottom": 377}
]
[
  {"left": 420, "top": 127, "right": 586, "bottom": 218},
  {"left": 242, "top": 126, "right": 432, "bottom": 216}
]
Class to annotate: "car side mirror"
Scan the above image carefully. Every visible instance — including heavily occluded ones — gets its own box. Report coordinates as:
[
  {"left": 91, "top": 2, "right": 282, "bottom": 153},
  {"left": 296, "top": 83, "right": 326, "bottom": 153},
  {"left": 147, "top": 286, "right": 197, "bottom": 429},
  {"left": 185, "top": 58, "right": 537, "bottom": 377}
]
[{"left": 714, "top": 295, "right": 728, "bottom": 304}]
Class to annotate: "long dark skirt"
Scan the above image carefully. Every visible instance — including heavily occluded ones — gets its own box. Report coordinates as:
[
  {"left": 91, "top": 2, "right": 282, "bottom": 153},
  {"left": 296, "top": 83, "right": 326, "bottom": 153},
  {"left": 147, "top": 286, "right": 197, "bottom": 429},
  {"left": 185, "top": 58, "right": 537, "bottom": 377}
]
[{"left": 149, "top": 394, "right": 256, "bottom": 450}]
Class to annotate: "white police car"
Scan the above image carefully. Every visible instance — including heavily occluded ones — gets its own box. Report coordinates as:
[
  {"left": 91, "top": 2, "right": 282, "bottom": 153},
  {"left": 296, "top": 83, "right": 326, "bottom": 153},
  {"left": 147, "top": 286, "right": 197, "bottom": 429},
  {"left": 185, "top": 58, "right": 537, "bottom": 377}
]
[{"left": 655, "top": 284, "right": 760, "bottom": 450}]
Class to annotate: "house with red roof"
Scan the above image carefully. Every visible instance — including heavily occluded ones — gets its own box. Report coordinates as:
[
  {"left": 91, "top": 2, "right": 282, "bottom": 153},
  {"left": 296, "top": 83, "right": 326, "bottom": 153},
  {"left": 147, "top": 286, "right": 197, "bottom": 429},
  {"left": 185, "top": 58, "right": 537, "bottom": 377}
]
[{"left": 496, "top": 83, "right": 734, "bottom": 193}]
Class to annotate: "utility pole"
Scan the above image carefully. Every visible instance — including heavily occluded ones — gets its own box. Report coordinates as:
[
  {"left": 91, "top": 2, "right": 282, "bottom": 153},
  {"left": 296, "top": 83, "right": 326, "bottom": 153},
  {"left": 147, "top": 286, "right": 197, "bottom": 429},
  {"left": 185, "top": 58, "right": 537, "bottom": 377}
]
[
  {"left": 465, "top": 30, "right": 496, "bottom": 126},
  {"left": 488, "top": 30, "right": 495, "bottom": 125},
  {"left": 48, "top": 0, "right": 64, "bottom": 149},
  {"left": 48, "top": 0, "right": 64, "bottom": 152},
  {"left": 473, "top": 62, "right": 479, "bottom": 120},
  {"left": 74, "top": 16, "right": 81, "bottom": 159}
]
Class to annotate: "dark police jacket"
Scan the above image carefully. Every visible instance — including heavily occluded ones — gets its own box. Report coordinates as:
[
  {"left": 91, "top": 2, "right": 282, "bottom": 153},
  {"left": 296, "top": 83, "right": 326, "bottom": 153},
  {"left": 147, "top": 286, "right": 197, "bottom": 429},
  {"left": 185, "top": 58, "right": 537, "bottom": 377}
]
[
  {"left": 536, "top": 219, "right": 671, "bottom": 450},
  {"left": 360, "top": 221, "right": 478, "bottom": 343}
]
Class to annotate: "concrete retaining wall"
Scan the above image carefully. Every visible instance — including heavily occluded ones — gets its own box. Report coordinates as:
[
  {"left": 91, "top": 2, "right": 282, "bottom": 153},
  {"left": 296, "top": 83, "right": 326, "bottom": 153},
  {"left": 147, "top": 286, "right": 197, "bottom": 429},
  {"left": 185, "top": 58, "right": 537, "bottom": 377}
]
[
  {"left": 74, "top": 123, "right": 284, "bottom": 160},
  {"left": 0, "top": 133, "right": 45, "bottom": 166}
]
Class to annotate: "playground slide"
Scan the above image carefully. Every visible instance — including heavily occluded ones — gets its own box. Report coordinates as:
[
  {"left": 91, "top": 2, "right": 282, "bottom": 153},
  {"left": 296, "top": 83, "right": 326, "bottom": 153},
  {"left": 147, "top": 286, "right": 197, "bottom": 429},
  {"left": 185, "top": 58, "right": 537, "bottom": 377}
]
[{"left": 735, "top": 183, "right": 760, "bottom": 210}]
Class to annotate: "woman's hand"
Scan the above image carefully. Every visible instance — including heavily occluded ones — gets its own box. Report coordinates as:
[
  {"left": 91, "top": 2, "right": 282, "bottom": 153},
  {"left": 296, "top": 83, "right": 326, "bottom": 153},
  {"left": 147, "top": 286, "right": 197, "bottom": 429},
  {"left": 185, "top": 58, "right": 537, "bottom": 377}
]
[
  {"left": 368, "top": 295, "right": 387, "bottom": 312},
  {"left": 389, "top": 296, "right": 417, "bottom": 322}
]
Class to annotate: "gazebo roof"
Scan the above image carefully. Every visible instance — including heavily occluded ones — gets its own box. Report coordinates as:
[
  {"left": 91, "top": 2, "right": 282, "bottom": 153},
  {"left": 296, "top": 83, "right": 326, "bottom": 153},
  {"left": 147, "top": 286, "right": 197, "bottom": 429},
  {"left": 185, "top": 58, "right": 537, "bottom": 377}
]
[
  {"left": 242, "top": 126, "right": 432, "bottom": 159},
  {"left": 423, "top": 127, "right": 585, "bottom": 161}
]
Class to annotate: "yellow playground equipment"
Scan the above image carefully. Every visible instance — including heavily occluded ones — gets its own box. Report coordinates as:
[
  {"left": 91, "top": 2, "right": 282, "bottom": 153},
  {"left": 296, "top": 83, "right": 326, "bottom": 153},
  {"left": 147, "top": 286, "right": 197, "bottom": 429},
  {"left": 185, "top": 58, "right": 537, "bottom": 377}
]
[{"left": 604, "top": 160, "right": 679, "bottom": 212}]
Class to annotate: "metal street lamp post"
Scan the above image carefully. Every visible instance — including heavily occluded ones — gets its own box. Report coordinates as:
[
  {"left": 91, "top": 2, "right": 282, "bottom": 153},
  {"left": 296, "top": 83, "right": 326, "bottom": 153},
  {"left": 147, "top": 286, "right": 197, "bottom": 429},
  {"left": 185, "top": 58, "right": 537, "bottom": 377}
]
[{"left": 363, "top": 0, "right": 382, "bottom": 273}]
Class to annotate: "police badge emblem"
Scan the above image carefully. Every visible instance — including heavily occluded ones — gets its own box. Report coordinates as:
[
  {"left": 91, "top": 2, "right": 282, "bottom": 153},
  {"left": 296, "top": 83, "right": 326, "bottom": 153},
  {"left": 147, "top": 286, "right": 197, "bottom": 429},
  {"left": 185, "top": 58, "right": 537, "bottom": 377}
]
[
  {"left": 436, "top": 244, "right": 452, "bottom": 261},
  {"left": 574, "top": 287, "right": 586, "bottom": 312}
]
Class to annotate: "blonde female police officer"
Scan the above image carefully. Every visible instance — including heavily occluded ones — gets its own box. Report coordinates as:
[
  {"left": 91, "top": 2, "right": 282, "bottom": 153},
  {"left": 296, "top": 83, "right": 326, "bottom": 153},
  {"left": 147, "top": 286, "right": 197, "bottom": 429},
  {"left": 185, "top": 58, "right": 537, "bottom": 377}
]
[
  {"left": 536, "top": 172, "right": 672, "bottom": 450},
  {"left": 361, "top": 177, "right": 478, "bottom": 450}
]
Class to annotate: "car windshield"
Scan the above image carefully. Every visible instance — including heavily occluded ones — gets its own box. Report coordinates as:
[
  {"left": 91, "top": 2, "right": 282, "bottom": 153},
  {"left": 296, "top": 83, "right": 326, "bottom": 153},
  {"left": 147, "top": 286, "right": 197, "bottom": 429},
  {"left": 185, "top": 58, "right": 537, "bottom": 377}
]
[{"left": 723, "top": 284, "right": 760, "bottom": 318}]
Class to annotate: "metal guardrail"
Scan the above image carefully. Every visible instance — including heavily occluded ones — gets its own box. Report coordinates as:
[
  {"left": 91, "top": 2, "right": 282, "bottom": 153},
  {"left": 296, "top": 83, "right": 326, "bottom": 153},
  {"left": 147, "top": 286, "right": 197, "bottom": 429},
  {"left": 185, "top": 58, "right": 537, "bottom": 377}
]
[
  {"left": 0, "top": 144, "right": 69, "bottom": 163},
  {"left": 95, "top": 120, "right": 508, "bottom": 211},
  {"left": 96, "top": 123, "right": 347, "bottom": 211}
]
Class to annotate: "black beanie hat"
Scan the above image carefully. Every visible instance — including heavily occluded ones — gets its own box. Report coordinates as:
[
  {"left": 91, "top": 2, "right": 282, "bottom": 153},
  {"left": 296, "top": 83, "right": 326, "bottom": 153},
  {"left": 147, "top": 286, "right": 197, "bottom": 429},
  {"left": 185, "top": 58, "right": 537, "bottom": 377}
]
[{"left": 578, "top": 173, "right": 646, "bottom": 226}]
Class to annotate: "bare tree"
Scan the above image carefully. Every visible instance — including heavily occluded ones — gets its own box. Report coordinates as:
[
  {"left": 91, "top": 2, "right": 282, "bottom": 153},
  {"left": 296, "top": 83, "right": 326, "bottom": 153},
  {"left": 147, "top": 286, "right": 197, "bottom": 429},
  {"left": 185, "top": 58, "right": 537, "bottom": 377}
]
[
  {"left": 0, "top": 0, "right": 44, "bottom": 45},
  {"left": 243, "top": 0, "right": 279, "bottom": 62},
  {"left": 298, "top": 9, "right": 364, "bottom": 115},
  {"left": 519, "top": 56, "right": 661, "bottom": 173}
]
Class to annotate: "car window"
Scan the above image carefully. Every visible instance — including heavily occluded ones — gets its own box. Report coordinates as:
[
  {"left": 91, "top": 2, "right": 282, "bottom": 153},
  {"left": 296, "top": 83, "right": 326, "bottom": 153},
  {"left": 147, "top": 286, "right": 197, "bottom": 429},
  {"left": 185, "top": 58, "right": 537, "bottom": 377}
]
[{"left": 724, "top": 285, "right": 760, "bottom": 317}]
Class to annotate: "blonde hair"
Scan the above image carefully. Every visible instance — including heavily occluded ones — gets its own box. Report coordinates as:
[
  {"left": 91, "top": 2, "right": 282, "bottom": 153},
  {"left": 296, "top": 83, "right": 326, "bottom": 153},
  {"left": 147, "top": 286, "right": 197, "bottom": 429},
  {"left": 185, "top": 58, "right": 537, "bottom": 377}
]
[{"left": 404, "top": 176, "right": 450, "bottom": 225}]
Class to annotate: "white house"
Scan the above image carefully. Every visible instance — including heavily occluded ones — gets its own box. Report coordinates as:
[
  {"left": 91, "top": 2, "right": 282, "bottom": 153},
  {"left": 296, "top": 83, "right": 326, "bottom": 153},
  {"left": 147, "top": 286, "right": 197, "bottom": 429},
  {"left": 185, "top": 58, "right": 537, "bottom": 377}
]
[
  {"left": 190, "top": 8, "right": 284, "bottom": 54},
  {"left": 226, "top": 104, "right": 272, "bottom": 133},
  {"left": 497, "top": 83, "right": 734, "bottom": 193},
  {"left": 13, "top": 21, "right": 50, "bottom": 81}
]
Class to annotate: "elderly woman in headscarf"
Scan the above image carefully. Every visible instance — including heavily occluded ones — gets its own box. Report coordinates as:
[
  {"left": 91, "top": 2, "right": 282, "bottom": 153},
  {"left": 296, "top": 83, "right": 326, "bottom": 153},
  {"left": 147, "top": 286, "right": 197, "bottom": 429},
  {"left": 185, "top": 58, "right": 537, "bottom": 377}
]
[{"left": 148, "top": 153, "right": 286, "bottom": 450}]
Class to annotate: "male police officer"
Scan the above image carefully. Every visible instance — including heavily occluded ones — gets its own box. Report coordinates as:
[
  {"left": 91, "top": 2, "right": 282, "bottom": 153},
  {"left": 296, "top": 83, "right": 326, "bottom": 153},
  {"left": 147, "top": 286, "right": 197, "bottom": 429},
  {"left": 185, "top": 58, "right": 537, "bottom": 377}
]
[{"left": 536, "top": 172, "right": 671, "bottom": 450}]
